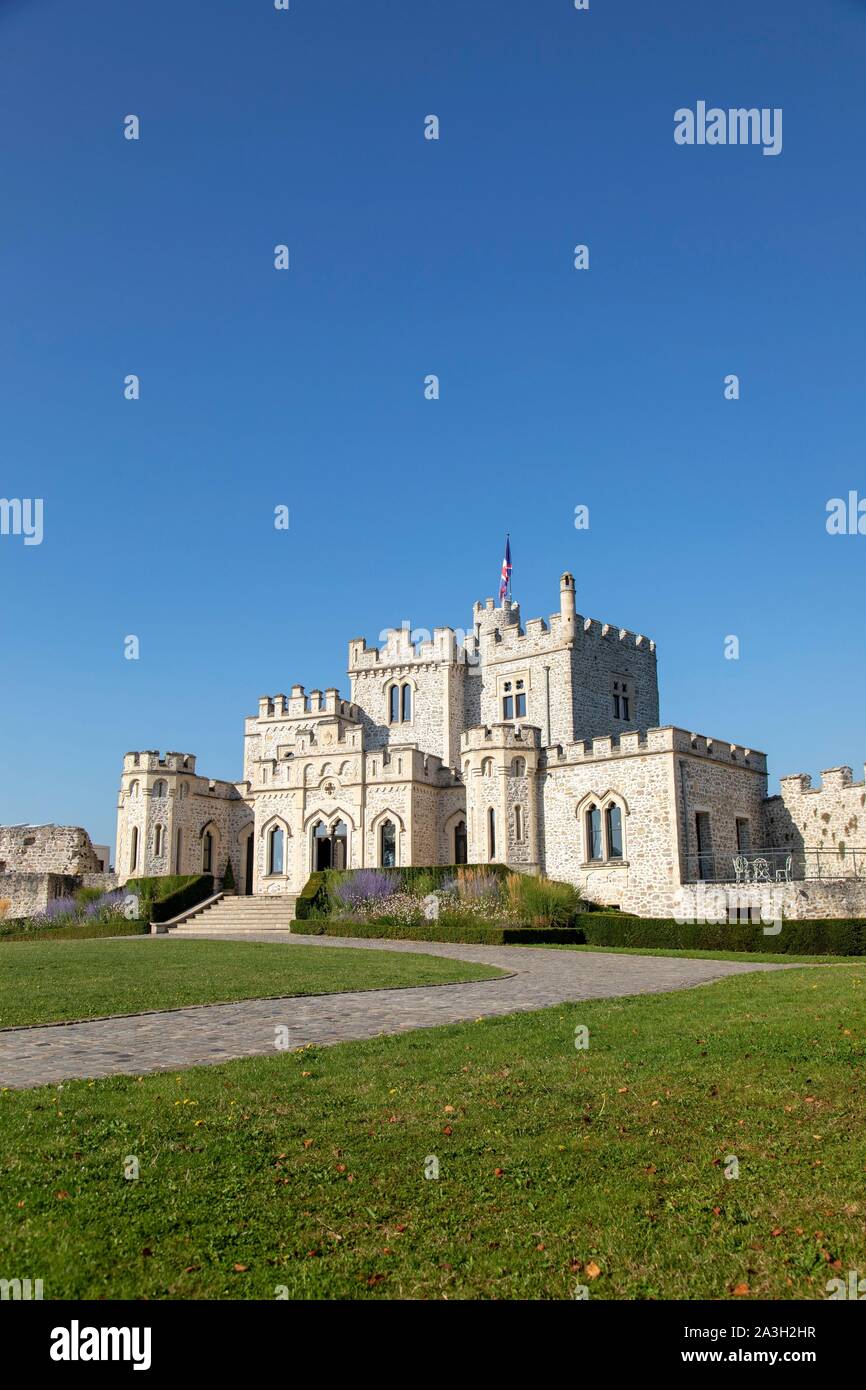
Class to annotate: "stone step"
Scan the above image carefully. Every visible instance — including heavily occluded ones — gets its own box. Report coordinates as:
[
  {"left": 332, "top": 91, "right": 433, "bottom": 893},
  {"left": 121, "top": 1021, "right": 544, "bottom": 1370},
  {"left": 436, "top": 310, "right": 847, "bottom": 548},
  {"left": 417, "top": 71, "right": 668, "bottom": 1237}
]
[{"left": 168, "top": 894, "right": 297, "bottom": 934}]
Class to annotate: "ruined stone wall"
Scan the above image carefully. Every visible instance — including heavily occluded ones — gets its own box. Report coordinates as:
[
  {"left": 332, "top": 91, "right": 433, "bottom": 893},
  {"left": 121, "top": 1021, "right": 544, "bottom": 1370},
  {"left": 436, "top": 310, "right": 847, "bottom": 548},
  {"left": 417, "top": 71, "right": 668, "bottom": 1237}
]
[
  {"left": 0, "top": 825, "right": 102, "bottom": 875},
  {"left": 0, "top": 872, "right": 81, "bottom": 920}
]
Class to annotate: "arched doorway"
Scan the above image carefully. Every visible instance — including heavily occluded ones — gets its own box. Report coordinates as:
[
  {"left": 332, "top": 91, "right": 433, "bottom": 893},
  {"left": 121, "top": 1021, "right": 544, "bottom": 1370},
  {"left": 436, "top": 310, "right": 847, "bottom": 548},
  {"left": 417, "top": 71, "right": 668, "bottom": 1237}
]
[
  {"left": 454, "top": 819, "right": 467, "bottom": 865},
  {"left": 380, "top": 819, "right": 397, "bottom": 868}
]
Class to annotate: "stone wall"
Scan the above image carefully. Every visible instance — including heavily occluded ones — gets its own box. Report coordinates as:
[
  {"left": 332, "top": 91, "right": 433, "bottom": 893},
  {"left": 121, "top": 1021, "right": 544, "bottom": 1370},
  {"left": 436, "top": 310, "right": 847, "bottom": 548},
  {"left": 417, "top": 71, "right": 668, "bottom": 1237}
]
[
  {"left": 676, "top": 879, "right": 866, "bottom": 924},
  {"left": 765, "top": 765, "right": 866, "bottom": 864}
]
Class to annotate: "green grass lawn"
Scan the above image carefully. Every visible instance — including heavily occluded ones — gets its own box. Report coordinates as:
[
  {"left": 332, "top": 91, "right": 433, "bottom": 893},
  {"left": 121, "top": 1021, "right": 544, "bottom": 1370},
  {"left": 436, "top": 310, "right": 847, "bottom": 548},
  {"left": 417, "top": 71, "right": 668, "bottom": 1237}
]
[
  {"left": 2, "top": 962, "right": 864, "bottom": 1299},
  {"left": 521, "top": 942, "right": 861, "bottom": 965},
  {"left": 0, "top": 939, "right": 503, "bottom": 1028}
]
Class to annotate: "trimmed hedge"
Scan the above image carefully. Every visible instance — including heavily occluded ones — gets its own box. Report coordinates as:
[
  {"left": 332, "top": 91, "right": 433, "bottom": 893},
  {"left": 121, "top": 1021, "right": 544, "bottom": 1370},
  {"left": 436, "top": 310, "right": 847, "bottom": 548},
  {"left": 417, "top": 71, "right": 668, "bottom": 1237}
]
[
  {"left": 292, "top": 918, "right": 581, "bottom": 945},
  {"left": 294, "top": 864, "right": 511, "bottom": 921},
  {"left": 292, "top": 910, "right": 866, "bottom": 955},
  {"left": 0, "top": 920, "right": 150, "bottom": 943},
  {"left": 575, "top": 912, "right": 866, "bottom": 956},
  {"left": 127, "top": 874, "right": 214, "bottom": 923}
]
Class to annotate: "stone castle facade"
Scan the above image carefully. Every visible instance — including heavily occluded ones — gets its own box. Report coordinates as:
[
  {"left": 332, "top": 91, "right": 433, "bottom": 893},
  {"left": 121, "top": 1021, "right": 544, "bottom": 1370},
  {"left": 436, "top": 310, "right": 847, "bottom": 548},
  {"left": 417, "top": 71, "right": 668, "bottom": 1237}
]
[{"left": 112, "top": 572, "right": 866, "bottom": 921}]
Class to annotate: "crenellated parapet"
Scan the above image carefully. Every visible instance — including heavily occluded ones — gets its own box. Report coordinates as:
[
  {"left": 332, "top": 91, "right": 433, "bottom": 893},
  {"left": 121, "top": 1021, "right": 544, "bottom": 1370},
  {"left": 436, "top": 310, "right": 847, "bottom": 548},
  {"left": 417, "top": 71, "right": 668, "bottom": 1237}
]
[
  {"left": 123, "top": 750, "right": 196, "bottom": 774},
  {"left": 461, "top": 723, "right": 543, "bottom": 754},
  {"left": 779, "top": 765, "right": 866, "bottom": 795},
  {"left": 255, "top": 686, "right": 360, "bottom": 722},
  {"left": 544, "top": 726, "right": 767, "bottom": 772},
  {"left": 348, "top": 625, "right": 466, "bottom": 671}
]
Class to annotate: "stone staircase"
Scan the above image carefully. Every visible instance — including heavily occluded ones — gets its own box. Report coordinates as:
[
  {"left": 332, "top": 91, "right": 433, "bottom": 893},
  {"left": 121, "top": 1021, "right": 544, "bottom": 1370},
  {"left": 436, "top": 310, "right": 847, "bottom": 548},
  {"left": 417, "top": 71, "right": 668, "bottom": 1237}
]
[{"left": 164, "top": 894, "right": 298, "bottom": 937}]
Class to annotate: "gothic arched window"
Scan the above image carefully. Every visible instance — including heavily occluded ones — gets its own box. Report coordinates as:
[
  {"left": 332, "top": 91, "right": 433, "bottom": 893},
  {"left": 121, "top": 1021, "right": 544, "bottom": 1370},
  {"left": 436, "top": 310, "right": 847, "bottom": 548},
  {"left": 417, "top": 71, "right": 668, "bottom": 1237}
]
[
  {"left": 268, "top": 826, "right": 284, "bottom": 875},
  {"left": 401, "top": 683, "right": 412, "bottom": 722},
  {"left": 388, "top": 685, "right": 400, "bottom": 724},
  {"left": 606, "top": 803, "right": 623, "bottom": 859},
  {"left": 585, "top": 804, "right": 603, "bottom": 862}
]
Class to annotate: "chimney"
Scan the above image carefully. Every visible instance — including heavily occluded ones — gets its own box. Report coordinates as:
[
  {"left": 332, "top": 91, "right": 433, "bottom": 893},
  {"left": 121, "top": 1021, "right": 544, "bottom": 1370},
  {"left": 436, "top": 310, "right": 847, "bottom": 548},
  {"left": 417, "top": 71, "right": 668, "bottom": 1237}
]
[{"left": 560, "top": 572, "right": 576, "bottom": 643}]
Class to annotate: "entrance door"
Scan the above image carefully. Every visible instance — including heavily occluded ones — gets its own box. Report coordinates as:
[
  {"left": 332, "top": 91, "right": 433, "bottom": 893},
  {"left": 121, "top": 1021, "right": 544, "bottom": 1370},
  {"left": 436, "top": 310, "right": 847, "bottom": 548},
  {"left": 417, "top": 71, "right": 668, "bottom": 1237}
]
[
  {"left": 695, "top": 812, "right": 712, "bottom": 880},
  {"left": 331, "top": 821, "right": 347, "bottom": 870},
  {"left": 244, "top": 834, "right": 254, "bottom": 895},
  {"left": 314, "top": 821, "right": 332, "bottom": 871}
]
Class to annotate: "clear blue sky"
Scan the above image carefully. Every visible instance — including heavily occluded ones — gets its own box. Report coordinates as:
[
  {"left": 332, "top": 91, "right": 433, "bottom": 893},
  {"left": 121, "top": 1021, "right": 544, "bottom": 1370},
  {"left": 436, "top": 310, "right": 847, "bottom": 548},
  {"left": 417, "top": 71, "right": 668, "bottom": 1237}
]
[{"left": 1, "top": 0, "right": 864, "bottom": 849}]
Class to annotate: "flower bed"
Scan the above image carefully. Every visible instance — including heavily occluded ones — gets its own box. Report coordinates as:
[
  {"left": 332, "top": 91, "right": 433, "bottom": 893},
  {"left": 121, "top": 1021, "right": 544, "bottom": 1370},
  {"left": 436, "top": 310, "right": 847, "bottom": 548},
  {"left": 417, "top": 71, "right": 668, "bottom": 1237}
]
[
  {"left": 294, "top": 864, "right": 584, "bottom": 932},
  {"left": 0, "top": 887, "right": 135, "bottom": 940}
]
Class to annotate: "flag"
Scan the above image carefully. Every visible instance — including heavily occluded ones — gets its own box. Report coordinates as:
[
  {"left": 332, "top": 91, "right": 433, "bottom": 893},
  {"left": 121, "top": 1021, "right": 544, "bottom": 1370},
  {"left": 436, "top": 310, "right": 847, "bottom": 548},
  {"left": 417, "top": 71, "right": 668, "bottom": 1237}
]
[{"left": 498, "top": 535, "right": 512, "bottom": 603}]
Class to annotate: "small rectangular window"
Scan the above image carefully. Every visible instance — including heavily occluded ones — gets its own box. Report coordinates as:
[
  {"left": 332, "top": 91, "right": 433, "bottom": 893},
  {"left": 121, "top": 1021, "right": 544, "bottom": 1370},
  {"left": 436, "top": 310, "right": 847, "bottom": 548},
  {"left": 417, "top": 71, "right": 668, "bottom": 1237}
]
[
  {"left": 515, "top": 692, "right": 526, "bottom": 718},
  {"left": 613, "top": 694, "right": 620, "bottom": 718},
  {"left": 503, "top": 695, "right": 513, "bottom": 719},
  {"left": 621, "top": 696, "right": 630, "bottom": 720}
]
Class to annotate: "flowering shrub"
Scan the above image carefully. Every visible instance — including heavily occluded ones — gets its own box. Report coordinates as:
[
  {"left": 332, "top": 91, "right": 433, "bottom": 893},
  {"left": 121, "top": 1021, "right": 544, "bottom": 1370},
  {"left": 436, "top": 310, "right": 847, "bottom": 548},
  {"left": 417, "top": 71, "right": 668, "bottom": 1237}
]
[
  {"left": 41, "top": 895, "right": 80, "bottom": 921},
  {"left": 82, "top": 889, "right": 126, "bottom": 920},
  {"left": 367, "top": 892, "right": 425, "bottom": 926},
  {"left": 332, "top": 869, "right": 395, "bottom": 914},
  {"left": 24, "top": 889, "right": 130, "bottom": 931}
]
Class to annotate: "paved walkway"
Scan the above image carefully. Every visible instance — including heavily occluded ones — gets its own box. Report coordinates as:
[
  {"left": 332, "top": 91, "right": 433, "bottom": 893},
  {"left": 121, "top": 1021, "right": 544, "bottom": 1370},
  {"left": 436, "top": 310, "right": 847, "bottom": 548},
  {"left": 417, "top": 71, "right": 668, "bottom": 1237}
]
[{"left": 0, "top": 933, "right": 801, "bottom": 1090}]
